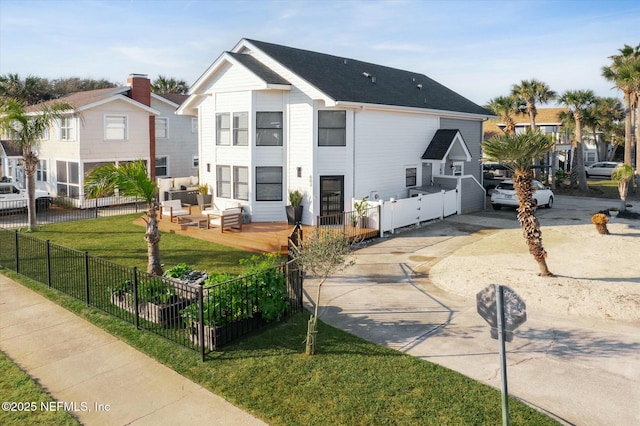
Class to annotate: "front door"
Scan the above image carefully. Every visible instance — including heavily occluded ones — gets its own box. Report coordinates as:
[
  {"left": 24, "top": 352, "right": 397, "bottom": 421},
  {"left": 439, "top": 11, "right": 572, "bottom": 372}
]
[{"left": 320, "top": 175, "right": 344, "bottom": 218}]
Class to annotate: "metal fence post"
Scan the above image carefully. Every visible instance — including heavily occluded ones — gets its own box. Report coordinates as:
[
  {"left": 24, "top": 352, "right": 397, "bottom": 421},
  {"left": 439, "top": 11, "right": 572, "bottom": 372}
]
[
  {"left": 132, "top": 267, "right": 140, "bottom": 329},
  {"left": 46, "top": 240, "right": 52, "bottom": 288},
  {"left": 84, "top": 251, "right": 90, "bottom": 306},
  {"left": 198, "top": 285, "right": 205, "bottom": 362},
  {"left": 14, "top": 230, "right": 19, "bottom": 274}
]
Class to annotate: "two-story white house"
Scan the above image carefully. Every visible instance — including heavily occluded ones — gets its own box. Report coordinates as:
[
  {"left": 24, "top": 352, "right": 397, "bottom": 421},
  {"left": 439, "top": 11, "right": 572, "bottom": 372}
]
[
  {"left": 178, "top": 39, "right": 493, "bottom": 225},
  {"left": 0, "top": 74, "right": 198, "bottom": 206}
]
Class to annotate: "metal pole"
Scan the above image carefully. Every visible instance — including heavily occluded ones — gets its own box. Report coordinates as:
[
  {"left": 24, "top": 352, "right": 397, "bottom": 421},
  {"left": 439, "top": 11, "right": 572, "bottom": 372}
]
[{"left": 496, "top": 284, "right": 510, "bottom": 426}]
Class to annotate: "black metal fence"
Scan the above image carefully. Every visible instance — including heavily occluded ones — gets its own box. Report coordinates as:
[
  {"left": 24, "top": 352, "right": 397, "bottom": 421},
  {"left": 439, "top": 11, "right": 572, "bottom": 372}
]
[
  {"left": 0, "top": 196, "right": 147, "bottom": 229},
  {"left": 0, "top": 227, "right": 304, "bottom": 361}
]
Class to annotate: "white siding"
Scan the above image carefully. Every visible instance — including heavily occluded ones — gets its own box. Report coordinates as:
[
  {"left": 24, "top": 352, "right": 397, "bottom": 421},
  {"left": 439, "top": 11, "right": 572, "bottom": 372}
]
[
  {"left": 354, "top": 110, "right": 438, "bottom": 201},
  {"left": 287, "top": 89, "right": 315, "bottom": 222}
]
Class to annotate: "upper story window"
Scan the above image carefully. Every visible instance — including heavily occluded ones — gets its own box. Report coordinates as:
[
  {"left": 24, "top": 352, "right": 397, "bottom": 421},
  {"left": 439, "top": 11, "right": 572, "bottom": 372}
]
[
  {"left": 60, "top": 116, "right": 76, "bottom": 141},
  {"left": 233, "top": 112, "right": 248, "bottom": 146},
  {"left": 216, "top": 113, "right": 230, "bottom": 145},
  {"left": 156, "top": 117, "right": 169, "bottom": 139},
  {"left": 405, "top": 167, "right": 417, "bottom": 187},
  {"left": 104, "top": 115, "right": 127, "bottom": 140},
  {"left": 318, "top": 110, "right": 346, "bottom": 146},
  {"left": 38, "top": 127, "right": 49, "bottom": 141},
  {"left": 256, "top": 112, "right": 283, "bottom": 146},
  {"left": 191, "top": 117, "right": 198, "bottom": 133}
]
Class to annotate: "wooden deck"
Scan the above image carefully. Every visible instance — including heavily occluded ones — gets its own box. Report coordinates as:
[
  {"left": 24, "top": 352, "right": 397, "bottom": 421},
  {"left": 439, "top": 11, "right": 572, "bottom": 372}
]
[{"left": 143, "top": 206, "right": 378, "bottom": 254}]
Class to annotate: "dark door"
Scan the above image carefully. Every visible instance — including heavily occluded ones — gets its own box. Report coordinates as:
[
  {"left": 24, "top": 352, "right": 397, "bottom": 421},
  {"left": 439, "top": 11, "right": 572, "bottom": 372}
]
[{"left": 320, "top": 175, "right": 344, "bottom": 219}]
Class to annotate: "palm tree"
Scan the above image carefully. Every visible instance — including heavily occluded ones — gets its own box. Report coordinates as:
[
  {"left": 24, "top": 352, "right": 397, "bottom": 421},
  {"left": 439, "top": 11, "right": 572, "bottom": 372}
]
[
  {"left": 482, "top": 132, "right": 556, "bottom": 276},
  {"left": 151, "top": 75, "right": 189, "bottom": 94},
  {"left": 611, "top": 164, "right": 634, "bottom": 211},
  {"left": 0, "top": 73, "right": 50, "bottom": 104},
  {"left": 559, "top": 90, "right": 596, "bottom": 193},
  {"left": 511, "top": 79, "right": 557, "bottom": 131},
  {"left": 0, "top": 97, "right": 74, "bottom": 231},
  {"left": 485, "top": 95, "right": 521, "bottom": 135},
  {"left": 584, "top": 97, "right": 624, "bottom": 162},
  {"left": 84, "top": 160, "right": 162, "bottom": 275},
  {"left": 601, "top": 44, "right": 640, "bottom": 168}
]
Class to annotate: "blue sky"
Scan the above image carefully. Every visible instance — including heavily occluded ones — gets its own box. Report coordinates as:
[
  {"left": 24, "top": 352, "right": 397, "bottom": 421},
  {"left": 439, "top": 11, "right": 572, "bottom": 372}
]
[{"left": 1, "top": 0, "right": 638, "bottom": 105}]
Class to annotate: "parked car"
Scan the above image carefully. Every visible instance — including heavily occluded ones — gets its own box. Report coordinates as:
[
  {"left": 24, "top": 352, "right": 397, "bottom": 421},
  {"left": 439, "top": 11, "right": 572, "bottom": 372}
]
[
  {"left": 490, "top": 179, "right": 554, "bottom": 210},
  {"left": 0, "top": 182, "right": 51, "bottom": 212},
  {"left": 585, "top": 162, "right": 622, "bottom": 178}
]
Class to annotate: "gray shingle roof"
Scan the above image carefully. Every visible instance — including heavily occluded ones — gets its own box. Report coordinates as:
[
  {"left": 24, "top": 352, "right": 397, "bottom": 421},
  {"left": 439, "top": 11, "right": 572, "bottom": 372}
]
[
  {"left": 227, "top": 52, "right": 290, "bottom": 86},
  {"left": 421, "top": 129, "right": 463, "bottom": 160},
  {"left": 245, "top": 39, "right": 491, "bottom": 116}
]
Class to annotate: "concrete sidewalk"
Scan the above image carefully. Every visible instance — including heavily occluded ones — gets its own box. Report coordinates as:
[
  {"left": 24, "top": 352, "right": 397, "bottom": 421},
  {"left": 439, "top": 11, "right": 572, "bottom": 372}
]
[{"left": 0, "top": 274, "right": 267, "bottom": 425}]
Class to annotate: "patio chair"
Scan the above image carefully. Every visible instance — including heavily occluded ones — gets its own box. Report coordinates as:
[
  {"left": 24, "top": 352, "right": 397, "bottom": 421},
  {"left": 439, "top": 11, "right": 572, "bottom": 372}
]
[
  {"left": 160, "top": 199, "right": 191, "bottom": 222},
  {"left": 207, "top": 207, "right": 242, "bottom": 232}
]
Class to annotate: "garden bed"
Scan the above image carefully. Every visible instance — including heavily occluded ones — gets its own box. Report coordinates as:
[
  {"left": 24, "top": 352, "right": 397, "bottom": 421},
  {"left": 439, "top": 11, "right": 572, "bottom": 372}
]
[{"left": 111, "top": 293, "right": 190, "bottom": 327}]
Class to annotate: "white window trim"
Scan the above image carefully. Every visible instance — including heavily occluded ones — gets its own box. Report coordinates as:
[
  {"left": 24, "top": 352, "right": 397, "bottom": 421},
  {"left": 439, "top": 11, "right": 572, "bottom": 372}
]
[
  {"left": 404, "top": 165, "right": 418, "bottom": 187},
  {"left": 191, "top": 117, "right": 198, "bottom": 133},
  {"left": 59, "top": 116, "right": 76, "bottom": 141},
  {"left": 104, "top": 114, "right": 128, "bottom": 141},
  {"left": 156, "top": 117, "right": 169, "bottom": 139},
  {"left": 155, "top": 156, "right": 169, "bottom": 177},
  {"left": 192, "top": 156, "right": 199, "bottom": 169}
]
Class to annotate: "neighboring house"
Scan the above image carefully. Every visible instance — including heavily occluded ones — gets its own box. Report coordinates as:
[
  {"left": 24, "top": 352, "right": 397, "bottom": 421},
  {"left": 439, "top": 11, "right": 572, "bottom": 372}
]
[
  {"left": 178, "top": 39, "right": 493, "bottom": 225},
  {"left": 483, "top": 107, "right": 600, "bottom": 170},
  {"left": 0, "top": 74, "right": 197, "bottom": 205}
]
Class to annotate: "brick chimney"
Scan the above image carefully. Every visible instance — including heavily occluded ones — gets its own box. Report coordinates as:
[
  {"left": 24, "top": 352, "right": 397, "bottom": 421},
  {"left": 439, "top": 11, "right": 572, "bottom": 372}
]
[
  {"left": 127, "top": 73, "right": 151, "bottom": 106},
  {"left": 127, "top": 74, "right": 156, "bottom": 179}
]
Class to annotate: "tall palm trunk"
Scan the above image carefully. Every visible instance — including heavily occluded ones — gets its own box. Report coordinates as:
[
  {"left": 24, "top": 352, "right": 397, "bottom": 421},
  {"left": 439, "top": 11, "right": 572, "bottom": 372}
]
[
  {"left": 513, "top": 172, "right": 552, "bottom": 276},
  {"left": 145, "top": 203, "right": 162, "bottom": 275},
  {"left": 574, "top": 118, "right": 589, "bottom": 193},
  {"left": 23, "top": 148, "right": 38, "bottom": 231}
]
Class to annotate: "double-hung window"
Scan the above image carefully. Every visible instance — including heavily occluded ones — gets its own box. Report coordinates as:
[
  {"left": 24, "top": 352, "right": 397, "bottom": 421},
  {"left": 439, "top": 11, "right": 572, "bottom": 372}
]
[
  {"left": 105, "top": 115, "right": 127, "bottom": 140},
  {"left": 233, "top": 112, "right": 248, "bottom": 146},
  {"left": 256, "top": 112, "right": 283, "bottom": 146},
  {"left": 233, "top": 166, "right": 249, "bottom": 200},
  {"left": 405, "top": 167, "right": 417, "bottom": 187},
  {"left": 318, "top": 111, "right": 346, "bottom": 146},
  {"left": 155, "top": 117, "right": 169, "bottom": 139},
  {"left": 255, "top": 166, "right": 282, "bottom": 201},
  {"left": 155, "top": 156, "right": 168, "bottom": 177},
  {"left": 36, "top": 160, "right": 48, "bottom": 182},
  {"left": 216, "top": 113, "right": 230, "bottom": 145},
  {"left": 60, "top": 116, "right": 76, "bottom": 141},
  {"left": 216, "top": 165, "right": 231, "bottom": 198}
]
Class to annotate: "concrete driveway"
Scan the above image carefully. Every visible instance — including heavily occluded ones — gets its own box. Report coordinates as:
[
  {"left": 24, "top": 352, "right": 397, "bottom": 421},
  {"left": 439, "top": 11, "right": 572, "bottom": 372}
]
[{"left": 305, "top": 195, "right": 640, "bottom": 426}]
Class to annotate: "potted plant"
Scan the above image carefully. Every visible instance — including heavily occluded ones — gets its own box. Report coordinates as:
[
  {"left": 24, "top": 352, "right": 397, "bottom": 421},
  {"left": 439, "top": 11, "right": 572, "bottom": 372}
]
[
  {"left": 353, "top": 196, "right": 369, "bottom": 228},
  {"left": 196, "top": 183, "right": 212, "bottom": 209},
  {"left": 286, "top": 189, "right": 304, "bottom": 225}
]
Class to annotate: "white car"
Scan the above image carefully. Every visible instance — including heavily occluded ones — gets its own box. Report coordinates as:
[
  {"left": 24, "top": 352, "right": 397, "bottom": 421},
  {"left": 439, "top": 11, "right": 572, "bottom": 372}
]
[
  {"left": 490, "top": 179, "right": 554, "bottom": 210},
  {"left": 0, "top": 182, "right": 51, "bottom": 212},
  {"left": 585, "top": 162, "right": 621, "bottom": 178}
]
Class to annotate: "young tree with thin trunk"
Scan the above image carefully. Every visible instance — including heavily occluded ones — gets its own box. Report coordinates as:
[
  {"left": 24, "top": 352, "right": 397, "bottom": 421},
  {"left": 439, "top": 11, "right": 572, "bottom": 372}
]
[
  {"left": 483, "top": 132, "right": 556, "bottom": 276},
  {"left": 0, "top": 97, "right": 74, "bottom": 231},
  {"left": 290, "top": 229, "right": 357, "bottom": 355},
  {"left": 84, "top": 160, "right": 163, "bottom": 275}
]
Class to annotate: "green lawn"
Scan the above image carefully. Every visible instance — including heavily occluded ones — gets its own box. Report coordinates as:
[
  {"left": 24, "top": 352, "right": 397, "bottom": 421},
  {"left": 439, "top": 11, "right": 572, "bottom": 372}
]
[
  {"left": 1, "top": 213, "right": 560, "bottom": 425},
  {"left": 30, "top": 213, "right": 255, "bottom": 274},
  {"left": 0, "top": 351, "right": 80, "bottom": 426},
  {"left": 554, "top": 177, "right": 622, "bottom": 199}
]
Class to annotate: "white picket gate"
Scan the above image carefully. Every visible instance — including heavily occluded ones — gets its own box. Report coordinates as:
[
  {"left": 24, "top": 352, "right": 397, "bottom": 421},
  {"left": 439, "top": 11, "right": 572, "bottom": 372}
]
[{"left": 378, "top": 189, "right": 458, "bottom": 234}]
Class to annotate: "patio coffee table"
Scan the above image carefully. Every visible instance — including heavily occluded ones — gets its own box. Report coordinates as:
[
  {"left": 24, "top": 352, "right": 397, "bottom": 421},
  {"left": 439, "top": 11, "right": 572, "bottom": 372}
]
[{"left": 177, "top": 215, "right": 208, "bottom": 229}]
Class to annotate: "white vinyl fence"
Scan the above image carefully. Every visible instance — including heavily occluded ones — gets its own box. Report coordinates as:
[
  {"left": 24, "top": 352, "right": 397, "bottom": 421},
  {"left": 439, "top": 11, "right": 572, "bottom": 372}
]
[{"left": 378, "top": 189, "right": 458, "bottom": 234}]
